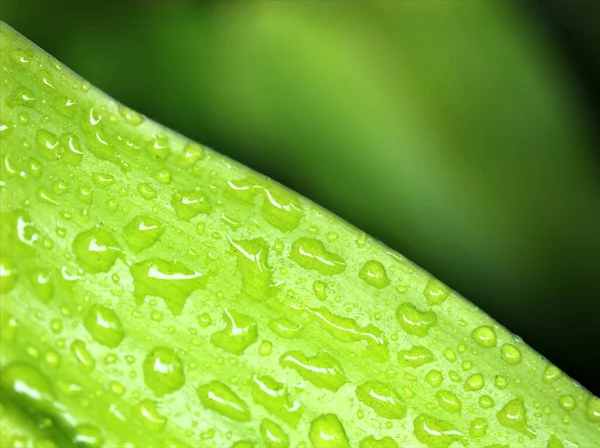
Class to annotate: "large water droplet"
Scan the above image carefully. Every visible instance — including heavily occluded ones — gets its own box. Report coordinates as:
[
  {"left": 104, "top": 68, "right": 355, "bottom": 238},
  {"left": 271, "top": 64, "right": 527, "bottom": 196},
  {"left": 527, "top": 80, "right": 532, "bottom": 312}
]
[
  {"left": 251, "top": 374, "right": 302, "bottom": 427},
  {"left": 464, "top": 373, "right": 485, "bottom": 392},
  {"left": 72, "top": 424, "right": 104, "bottom": 447},
  {"left": 229, "top": 237, "right": 272, "bottom": 300},
  {"left": 123, "top": 215, "right": 165, "bottom": 252},
  {"left": 356, "top": 381, "right": 407, "bottom": 419},
  {"left": 84, "top": 304, "right": 125, "bottom": 348},
  {"left": 1, "top": 362, "right": 54, "bottom": 410},
  {"left": 359, "top": 260, "right": 390, "bottom": 289},
  {"left": 130, "top": 258, "right": 205, "bottom": 316},
  {"left": 143, "top": 347, "right": 185, "bottom": 397},
  {"left": 290, "top": 238, "right": 346, "bottom": 275},
  {"left": 396, "top": 302, "right": 437, "bottom": 337},
  {"left": 542, "top": 364, "right": 562, "bottom": 384},
  {"left": 196, "top": 381, "right": 250, "bottom": 422},
  {"left": 500, "top": 344, "right": 522, "bottom": 365},
  {"left": 268, "top": 318, "right": 303, "bottom": 339},
  {"left": 280, "top": 351, "right": 347, "bottom": 392},
  {"left": 73, "top": 228, "right": 120, "bottom": 273},
  {"left": 309, "top": 414, "right": 350, "bottom": 448},
  {"left": 211, "top": 309, "right": 258, "bottom": 355}
]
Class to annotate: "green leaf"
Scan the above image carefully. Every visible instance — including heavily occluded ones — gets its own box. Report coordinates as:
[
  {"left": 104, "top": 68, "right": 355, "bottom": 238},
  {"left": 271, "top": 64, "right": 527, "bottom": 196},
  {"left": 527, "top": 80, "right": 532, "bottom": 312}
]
[{"left": 0, "top": 21, "right": 598, "bottom": 448}]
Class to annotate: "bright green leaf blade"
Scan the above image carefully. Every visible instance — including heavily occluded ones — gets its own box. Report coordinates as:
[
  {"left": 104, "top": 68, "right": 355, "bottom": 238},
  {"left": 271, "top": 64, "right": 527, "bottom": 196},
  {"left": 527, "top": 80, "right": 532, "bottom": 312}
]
[{"left": 0, "top": 21, "right": 598, "bottom": 448}]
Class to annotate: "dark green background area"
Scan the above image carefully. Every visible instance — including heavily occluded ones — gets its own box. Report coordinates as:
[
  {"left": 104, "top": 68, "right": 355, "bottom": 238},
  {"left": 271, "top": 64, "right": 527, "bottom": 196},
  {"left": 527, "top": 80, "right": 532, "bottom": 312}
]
[{"left": 2, "top": 1, "right": 599, "bottom": 394}]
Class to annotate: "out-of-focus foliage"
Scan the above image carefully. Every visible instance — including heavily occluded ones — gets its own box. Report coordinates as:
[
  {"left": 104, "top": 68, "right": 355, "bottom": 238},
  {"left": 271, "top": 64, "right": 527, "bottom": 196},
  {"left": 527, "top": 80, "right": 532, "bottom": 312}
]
[{"left": 2, "top": 1, "right": 599, "bottom": 392}]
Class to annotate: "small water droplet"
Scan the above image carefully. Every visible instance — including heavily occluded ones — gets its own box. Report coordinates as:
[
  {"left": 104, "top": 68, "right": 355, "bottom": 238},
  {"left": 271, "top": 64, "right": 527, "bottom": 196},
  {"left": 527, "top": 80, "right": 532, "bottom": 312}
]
[
  {"left": 137, "top": 182, "right": 157, "bottom": 200},
  {"left": 496, "top": 398, "right": 535, "bottom": 438},
  {"left": 359, "top": 260, "right": 390, "bottom": 289},
  {"left": 479, "top": 395, "right": 495, "bottom": 409},
  {"left": 92, "top": 172, "right": 115, "bottom": 187},
  {"left": 268, "top": 318, "right": 303, "bottom": 339},
  {"left": 586, "top": 396, "right": 600, "bottom": 422},
  {"left": 71, "top": 340, "right": 95, "bottom": 372},
  {"left": 413, "top": 414, "right": 466, "bottom": 448},
  {"left": 259, "top": 340, "right": 273, "bottom": 357},
  {"left": 542, "top": 364, "right": 562, "bottom": 384},
  {"left": 469, "top": 418, "right": 488, "bottom": 438},
  {"left": 0, "top": 256, "right": 18, "bottom": 293},
  {"left": 425, "top": 370, "right": 443, "bottom": 388},
  {"left": 210, "top": 309, "right": 258, "bottom": 355},
  {"left": 118, "top": 105, "right": 144, "bottom": 125},
  {"left": 260, "top": 418, "right": 289, "bottom": 448},
  {"left": 178, "top": 142, "right": 205, "bottom": 167},
  {"left": 72, "top": 424, "right": 104, "bottom": 447},
  {"left": 142, "top": 347, "right": 185, "bottom": 397},
  {"left": 132, "top": 399, "right": 167, "bottom": 433},
  {"left": 464, "top": 373, "right": 485, "bottom": 391},
  {"left": 435, "top": 390, "right": 462, "bottom": 413},
  {"left": 196, "top": 381, "right": 250, "bottom": 422},
  {"left": 251, "top": 374, "right": 302, "bottom": 427}
]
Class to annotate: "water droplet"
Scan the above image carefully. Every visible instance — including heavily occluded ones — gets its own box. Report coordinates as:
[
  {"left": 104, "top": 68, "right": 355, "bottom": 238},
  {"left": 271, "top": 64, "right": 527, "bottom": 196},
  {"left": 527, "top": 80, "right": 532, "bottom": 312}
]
[
  {"left": 542, "top": 364, "right": 563, "bottom": 384},
  {"left": 547, "top": 435, "right": 565, "bottom": 448},
  {"left": 280, "top": 351, "right": 347, "bottom": 392},
  {"left": 228, "top": 237, "right": 272, "bottom": 299},
  {"left": 72, "top": 424, "right": 104, "bottom": 447},
  {"left": 309, "top": 414, "right": 350, "bottom": 448},
  {"left": 469, "top": 418, "right": 488, "bottom": 438},
  {"left": 71, "top": 340, "right": 95, "bottom": 372},
  {"left": 6, "top": 87, "right": 36, "bottom": 108},
  {"left": 73, "top": 228, "right": 120, "bottom": 273},
  {"left": 496, "top": 398, "right": 535, "bottom": 438},
  {"left": 479, "top": 395, "right": 495, "bottom": 409},
  {"left": 558, "top": 395, "right": 575, "bottom": 412},
  {"left": 1, "top": 362, "right": 54, "bottom": 409},
  {"left": 396, "top": 302, "right": 437, "bottom": 337},
  {"left": 312, "top": 280, "right": 327, "bottom": 300},
  {"left": 196, "top": 381, "right": 250, "bottom": 422},
  {"left": 84, "top": 304, "right": 125, "bottom": 348},
  {"left": 92, "top": 172, "right": 115, "bottom": 187},
  {"left": 132, "top": 399, "right": 167, "bottom": 433},
  {"left": 143, "top": 347, "right": 185, "bottom": 397},
  {"left": 171, "top": 189, "right": 212, "bottom": 220},
  {"left": 423, "top": 278, "right": 450, "bottom": 306},
  {"left": 118, "top": 105, "right": 144, "bottom": 125},
  {"left": 211, "top": 309, "right": 258, "bottom": 355},
  {"left": 36, "top": 129, "right": 61, "bottom": 160},
  {"left": 123, "top": 215, "right": 165, "bottom": 252},
  {"left": 471, "top": 325, "right": 497, "bottom": 348},
  {"left": 495, "top": 375, "right": 508, "bottom": 390},
  {"left": 60, "top": 133, "right": 84, "bottom": 166},
  {"left": 269, "top": 318, "right": 303, "bottom": 339},
  {"left": 435, "top": 390, "right": 462, "bottom": 413},
  {"left": 178, "top": 142, "right": 205, "bottom": 167},
  {"left": 251, "top": 374, "right": 302, "bottom": 427},
  {"left": 358, "top": 260, "right": 390, "bottom": 289},
  {"left": 413, "top": 414, "right": 466, "bottom": 448},
  {"left": 290, "top": 238, "right": 346, "bottom": 275},
  {"left": 154, "top": 168, "right": 172, "bottom": 185},
  {"left": 397, "top": 345, "right": 435, "bottom": 368},
  {"left": 356, "top": 381, "right": 407, "bottom": 419},
  {"left": 464, "top": 373, "right": 485, "bottom": 391},
  {"left": 586, "top": 396, "right": 600, "bottom": 422},
  {"left": 130, "top": 258, "right": 205, "bottom": 316},
  {"left": 425, "top": 370, "right": 443, "bottom": 388},
  {"left": 299, "top": 306, "right": 388, "bottom": 361},
  {"left": 137, "top": 182, "right": 157, "bottom": 200},
  {"left": 197, "top": 313, "right": 212, "bottom": 327},
  {"left": 260, "top": 418, "right": 289, "bottom": 448},
  {"left": 501, "top": 344, "right": 522, "bottom": 365},
  {"left": 359, "top": 435, "right": 398, "bottom": 448},
  {"left": 0, "top": 256, "right": 18, "bottom": 293},
  {"left": 259, "top": 340, "right": 273, "bottom": 356},
  {"left": 44, "top": 350, "right": 61, "bottom": 368}
]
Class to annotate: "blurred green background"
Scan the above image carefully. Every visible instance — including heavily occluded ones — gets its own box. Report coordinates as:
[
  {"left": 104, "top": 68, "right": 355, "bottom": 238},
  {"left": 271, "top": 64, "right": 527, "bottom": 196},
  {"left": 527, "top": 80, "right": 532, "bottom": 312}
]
[{"left": 2, "top": 1, "right": 599, "bottom": 394}]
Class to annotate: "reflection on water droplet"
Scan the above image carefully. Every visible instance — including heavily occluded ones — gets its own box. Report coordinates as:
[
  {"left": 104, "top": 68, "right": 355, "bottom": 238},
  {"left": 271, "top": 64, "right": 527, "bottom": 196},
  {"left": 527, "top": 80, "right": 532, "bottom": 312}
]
[{"left": 73, "top": 228, "right": 120, "bottom": 273}]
